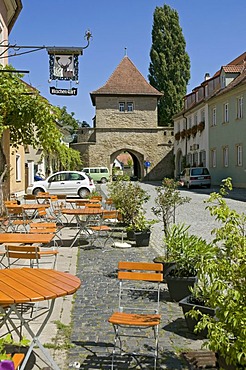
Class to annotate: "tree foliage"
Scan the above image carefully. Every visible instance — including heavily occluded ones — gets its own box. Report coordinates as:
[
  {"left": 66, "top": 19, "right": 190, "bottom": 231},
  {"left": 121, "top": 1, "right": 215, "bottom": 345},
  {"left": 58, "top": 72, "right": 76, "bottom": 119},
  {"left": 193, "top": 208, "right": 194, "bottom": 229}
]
[
  {"left": 56, "top": 106, "right": 80, "bottom": 132},
  {"left": 148, "top": 4, "right": 190, "bottom": 126},
  {"left": 0, "top": 65, "right": 81, "bottom": 175}
]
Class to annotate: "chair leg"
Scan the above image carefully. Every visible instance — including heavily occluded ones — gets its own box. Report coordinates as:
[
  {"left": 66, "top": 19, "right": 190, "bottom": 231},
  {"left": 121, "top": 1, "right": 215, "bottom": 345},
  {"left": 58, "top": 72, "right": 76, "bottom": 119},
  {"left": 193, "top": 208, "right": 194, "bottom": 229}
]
[
  {"left": 153, "top": 325, "right": 159, "bottom": 370},
  {"left": 111, "top": 324, "right": 124, "bottom": 369}
]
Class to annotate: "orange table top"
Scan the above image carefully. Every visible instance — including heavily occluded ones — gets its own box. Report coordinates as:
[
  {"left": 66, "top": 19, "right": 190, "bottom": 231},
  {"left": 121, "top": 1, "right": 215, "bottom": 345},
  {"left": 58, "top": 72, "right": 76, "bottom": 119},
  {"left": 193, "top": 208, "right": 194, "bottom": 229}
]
[
  {"left": 66, "top": 198, "right": 100, "bottom": 204},
  {"left": 22, "top": 204, "right": 50, "bottom": 210},
  {"left": 5, "top": 204, "right": 49, "bottom": 210},
  {"left": 0, "top": 268, "right": 81, "bottom": 305},
  {"left": 0, "top": 233, "right": 54, "bottom": 244},
  {"left": 62, "top": 208, "right": 103, "bottom": 215}
]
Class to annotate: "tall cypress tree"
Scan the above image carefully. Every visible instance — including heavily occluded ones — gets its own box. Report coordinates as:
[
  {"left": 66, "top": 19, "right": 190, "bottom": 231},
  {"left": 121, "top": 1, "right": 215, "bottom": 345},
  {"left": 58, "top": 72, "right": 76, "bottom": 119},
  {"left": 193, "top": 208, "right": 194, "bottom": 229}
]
[{"left": 149, "top": 4, "right": 190, "bottom": 126}]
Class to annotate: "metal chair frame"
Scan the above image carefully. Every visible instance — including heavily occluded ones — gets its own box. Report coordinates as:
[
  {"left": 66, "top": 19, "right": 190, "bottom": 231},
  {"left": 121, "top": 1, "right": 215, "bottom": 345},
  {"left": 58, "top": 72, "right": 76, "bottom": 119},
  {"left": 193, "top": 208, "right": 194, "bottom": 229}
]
[
  {"left": 5, "top": 244, "right": 58, "bottom": 269},
  {"left": 108, "top": 261, "right": 163, "bottom": 370}
]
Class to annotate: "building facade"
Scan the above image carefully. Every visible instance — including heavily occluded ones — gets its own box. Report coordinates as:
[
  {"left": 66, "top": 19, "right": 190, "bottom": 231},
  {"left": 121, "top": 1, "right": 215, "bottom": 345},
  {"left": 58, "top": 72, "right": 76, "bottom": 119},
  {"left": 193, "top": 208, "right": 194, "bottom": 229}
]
[
  {"left": 174, "top": 52, "right": 246, "bottom": 188},
  {"left": 0, "top": 0, "right": 23, "bottom": 199}
]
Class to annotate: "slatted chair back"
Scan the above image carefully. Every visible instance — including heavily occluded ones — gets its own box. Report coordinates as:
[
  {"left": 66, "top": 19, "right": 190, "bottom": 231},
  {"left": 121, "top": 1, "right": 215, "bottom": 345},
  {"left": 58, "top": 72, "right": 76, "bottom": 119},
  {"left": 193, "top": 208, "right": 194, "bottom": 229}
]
[
  {"left": 36, "top": 207, "right": 49, "bottom": 221},
  {"left": 102, "top": 210, "right": 118, "bottom": 222},
  {"left": 5, "top": 243, "right": 59, "bottom": 269},
  {"left": 23, "top": 194, "right": 36, "bottom": 203},
  {"left": 29, "top": 222, "right": 61, "bottom": 247},
  {"left": 4, "top": 204, "right": 31, "bottom": 232},
  {"left": 84, "top": 203, "right": 102, "bottom": 209},
  {"left": 90, "top": 195, "right": 103, "bottom": 201},
  {"left": 105, "top": 197, "right": 114, "bottom": 209},
  {"left": 5, "top": 244, "right": 40, "bottom": 268},
  {"left": 29, "top": 222, "right": 57, "bottom": 234},
  {"left": 108, "top": 261, "right": 163, "bottom": 370}
]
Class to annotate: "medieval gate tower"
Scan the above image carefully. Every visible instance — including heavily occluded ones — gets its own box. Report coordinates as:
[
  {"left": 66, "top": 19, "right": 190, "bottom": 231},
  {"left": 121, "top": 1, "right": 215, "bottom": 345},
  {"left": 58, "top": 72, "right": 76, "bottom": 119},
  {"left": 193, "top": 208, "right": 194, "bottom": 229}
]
[{"left": 71, "top": 56, "right": 174, "bottom": 181}]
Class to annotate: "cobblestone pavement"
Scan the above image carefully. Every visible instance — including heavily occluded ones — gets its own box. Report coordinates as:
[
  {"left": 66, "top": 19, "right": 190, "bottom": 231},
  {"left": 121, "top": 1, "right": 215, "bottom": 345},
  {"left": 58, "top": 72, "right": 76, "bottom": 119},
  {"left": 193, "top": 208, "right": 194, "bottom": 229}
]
[
  {"left": 65, "top": 183, "right": 246, "bottom": 369},
  {"left": 66, "top": 240, "right": 204, "bottom": 370}
]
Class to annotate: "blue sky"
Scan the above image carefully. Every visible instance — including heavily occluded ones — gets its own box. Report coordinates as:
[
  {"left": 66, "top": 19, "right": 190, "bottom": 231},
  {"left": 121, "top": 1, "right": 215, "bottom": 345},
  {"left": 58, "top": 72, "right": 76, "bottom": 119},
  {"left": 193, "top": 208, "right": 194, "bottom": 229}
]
[{"left": 8, "top": 0, "right": 246, "bottom": 126}]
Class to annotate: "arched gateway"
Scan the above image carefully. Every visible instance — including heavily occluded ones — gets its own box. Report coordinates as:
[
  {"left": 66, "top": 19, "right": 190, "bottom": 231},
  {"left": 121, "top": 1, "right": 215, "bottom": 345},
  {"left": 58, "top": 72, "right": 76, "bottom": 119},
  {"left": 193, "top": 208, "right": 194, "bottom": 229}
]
[{"left": 71, "top": 56, "right": 174, "bottom": 181}]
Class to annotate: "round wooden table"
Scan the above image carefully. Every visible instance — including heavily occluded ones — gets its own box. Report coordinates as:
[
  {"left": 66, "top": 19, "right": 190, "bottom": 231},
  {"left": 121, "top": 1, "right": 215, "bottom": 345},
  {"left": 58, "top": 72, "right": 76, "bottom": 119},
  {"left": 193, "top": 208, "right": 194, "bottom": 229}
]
[{"left": 0, "top": 268, "right": 81, "bottom": 370}]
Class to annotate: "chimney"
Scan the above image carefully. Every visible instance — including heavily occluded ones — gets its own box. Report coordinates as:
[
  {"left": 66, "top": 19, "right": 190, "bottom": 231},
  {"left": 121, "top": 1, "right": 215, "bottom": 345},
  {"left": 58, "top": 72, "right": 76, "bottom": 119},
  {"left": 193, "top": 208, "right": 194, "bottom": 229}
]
[{"left": 204, "top": 72, "right": 210, "bottom": 81}]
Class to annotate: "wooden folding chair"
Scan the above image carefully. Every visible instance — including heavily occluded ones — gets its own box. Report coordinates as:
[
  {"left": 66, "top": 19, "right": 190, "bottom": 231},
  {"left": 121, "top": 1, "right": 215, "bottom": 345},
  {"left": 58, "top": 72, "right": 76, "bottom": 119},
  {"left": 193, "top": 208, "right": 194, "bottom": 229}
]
[
  {"left": 88, "top": 210, "right": 119, "bottom": 248},
  {"left": 5, "top": 244, "right": 58, "bottom": 269},
  {"left": 4, "top": 204, "right": 32, "bottom": 232},
  {"left": 108, "top": 261, "right": 163, "bottom": 370},
  {"left": 29, "top": 222, "right": 62, "bottom": 247}
]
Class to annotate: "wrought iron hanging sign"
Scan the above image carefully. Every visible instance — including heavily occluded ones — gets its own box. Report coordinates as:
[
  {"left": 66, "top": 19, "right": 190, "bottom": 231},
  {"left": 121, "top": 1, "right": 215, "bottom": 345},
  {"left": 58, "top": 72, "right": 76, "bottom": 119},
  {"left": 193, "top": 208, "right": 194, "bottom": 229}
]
[
  {"left": 47, "top": 48, "right": 81, "bottom": 81},
  {"left": 0, "top": 30, "right": 92, "bottom": 97},
  {"left": 47, "top": 48, "right": 81, "bottom": 96}
]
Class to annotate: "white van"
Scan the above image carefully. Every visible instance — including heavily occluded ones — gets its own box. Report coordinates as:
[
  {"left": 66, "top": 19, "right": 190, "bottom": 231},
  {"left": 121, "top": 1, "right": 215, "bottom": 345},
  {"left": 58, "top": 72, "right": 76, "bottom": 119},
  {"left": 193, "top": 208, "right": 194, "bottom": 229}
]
[{"left": 82, "top": 167, "right": 110, "bottom": 183}]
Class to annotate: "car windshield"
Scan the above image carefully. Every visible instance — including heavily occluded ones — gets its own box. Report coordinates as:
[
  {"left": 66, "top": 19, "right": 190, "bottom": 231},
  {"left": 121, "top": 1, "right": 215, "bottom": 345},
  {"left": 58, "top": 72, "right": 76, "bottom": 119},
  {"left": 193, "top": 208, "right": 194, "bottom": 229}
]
[{"left": 191, "top": 168, "right": 209, "bottom": 176}]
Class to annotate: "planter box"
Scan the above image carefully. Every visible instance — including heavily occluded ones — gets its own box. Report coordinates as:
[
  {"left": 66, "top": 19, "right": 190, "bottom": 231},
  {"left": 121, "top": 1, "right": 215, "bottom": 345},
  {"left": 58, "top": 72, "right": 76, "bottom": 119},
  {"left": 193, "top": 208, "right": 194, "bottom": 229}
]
[
  {"left": 135, "top": 230, "right": 151, "bottom": 247},
  {"left": 165, "top": 275, "right": 197, "bottom": 302},
  {"left": 126, "top": 230, "right": 135, "bottom": 241},
  {"left": 179, "top": 295, "right": 215, "bottom": 338},
  {"left": 127, "top": 230, "right": 151, "bottom": 246}
]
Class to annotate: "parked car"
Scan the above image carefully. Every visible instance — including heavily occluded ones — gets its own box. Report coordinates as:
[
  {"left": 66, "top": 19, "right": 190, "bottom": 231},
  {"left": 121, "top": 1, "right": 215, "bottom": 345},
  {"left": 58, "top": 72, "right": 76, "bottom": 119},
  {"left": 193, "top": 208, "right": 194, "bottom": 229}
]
[
  {"left": 26, "top": 171, "right": 96, "bottom": 198},
  {"left": 180, "top": 167, "right": 211, "bottom": 189},
  {"left": 82, "top": 167, "right": 110, "bottom": 183}
]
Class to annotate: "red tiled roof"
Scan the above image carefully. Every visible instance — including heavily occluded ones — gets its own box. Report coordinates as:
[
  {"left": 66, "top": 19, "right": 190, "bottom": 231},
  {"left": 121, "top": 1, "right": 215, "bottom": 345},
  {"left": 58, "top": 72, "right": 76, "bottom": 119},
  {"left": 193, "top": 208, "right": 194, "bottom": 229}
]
[
  {"left": 222, "top": 65, "right": 243, "bottom": 73},
  {"left": 90, "top": 56, "right": 162, "bottom": 104}
]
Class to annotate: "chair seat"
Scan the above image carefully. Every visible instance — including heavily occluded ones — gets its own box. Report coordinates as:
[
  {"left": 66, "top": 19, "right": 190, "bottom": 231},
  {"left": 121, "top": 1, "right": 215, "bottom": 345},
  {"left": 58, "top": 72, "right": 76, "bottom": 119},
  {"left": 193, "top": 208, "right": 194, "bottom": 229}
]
[
  {"left": 90, "top": 225, "right": 111, "bottom": 232},
  {"left": 38, "top": 250, "right": 59, "bottom": 256},
  {"left": 108, "top": 311, "right": 161, "bottom": 327}
]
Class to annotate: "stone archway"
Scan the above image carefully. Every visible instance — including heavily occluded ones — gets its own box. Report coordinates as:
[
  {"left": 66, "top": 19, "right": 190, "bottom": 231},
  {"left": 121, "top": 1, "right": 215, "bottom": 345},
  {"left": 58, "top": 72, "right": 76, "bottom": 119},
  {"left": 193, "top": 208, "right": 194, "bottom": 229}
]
[{"left": 110, "top": 148, "right": 144, "bottom": 180}]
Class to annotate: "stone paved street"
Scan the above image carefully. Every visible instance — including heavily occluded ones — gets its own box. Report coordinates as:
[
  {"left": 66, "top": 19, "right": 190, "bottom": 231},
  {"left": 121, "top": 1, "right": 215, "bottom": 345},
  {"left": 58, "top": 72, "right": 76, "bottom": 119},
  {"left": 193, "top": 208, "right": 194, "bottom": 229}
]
[
  {"left": 65, "top": 183, "right": 243, "bottom": 369},
  {"left": 66, "top": 240, "right": 204, "bottom": 370}
]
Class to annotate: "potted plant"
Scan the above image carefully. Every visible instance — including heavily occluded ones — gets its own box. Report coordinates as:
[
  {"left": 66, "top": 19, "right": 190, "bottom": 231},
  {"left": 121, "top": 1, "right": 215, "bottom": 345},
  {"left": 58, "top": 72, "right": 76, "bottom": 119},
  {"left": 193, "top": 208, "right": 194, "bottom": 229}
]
[
  {"left": 107, "top": 176, "right": 150, "bottom": 226},
  {"left": 187, "top": 178, "right": 246, "bottom": 369},
  {"left": 179, "top": 262, "right": 216, "bottom": 338},
  {"left": 0, "top": 334, "right": 28, "bottom": 370},
  {"left": 126, "top": 211, "right": 157, "bottom": 247},
  {"left": 152, "top": 178, "right": 191, "bottom": 278},
  {"left": 163, "top": 223, "right": 214, "bottom": 301}
]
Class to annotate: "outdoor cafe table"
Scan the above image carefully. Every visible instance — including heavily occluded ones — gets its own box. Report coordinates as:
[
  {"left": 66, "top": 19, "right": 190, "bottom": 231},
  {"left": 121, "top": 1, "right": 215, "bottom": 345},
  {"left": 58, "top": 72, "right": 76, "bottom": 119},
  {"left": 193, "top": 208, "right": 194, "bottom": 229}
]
[
  {"left": 5, "top": 203, "right": 50, "bottom": 220},
  {"left": 0, "top": 233, "right": 54, "bottom": 246},
  {"left": 0, "top": 267, "right": 81, "bottom": 370},
  {"left": 62, "top": 207, "right": 103, "bottom": 247},
  {"left": 21, "top": 203, "right": 50, "bottom": 219},
  {"left": 66, "top": 198, "right": 101, "bottom": 208}
]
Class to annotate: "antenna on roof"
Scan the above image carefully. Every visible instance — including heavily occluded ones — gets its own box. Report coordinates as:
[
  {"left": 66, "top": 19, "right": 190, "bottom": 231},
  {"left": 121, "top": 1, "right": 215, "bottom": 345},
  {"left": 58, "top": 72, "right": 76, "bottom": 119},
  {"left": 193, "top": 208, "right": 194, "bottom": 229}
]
[{"left": 124, "top": 47, "right": 127, "bottom": 57}]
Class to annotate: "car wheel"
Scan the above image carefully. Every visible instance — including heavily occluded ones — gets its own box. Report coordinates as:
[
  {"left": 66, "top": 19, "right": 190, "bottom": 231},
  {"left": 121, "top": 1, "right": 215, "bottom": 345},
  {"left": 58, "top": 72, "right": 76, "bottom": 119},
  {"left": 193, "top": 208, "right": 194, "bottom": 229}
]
[
  {"left": 101, "top": 177, "right": 107, "bottom": 184},
  {"left": 33, "top": 188, "right": 44, "bottom": 196},
  {"left": 207, "top": 184, "right": 211, "bottom": 188},
  {"left": 78, "top": 188, "right": 90, "bottom": 198}
]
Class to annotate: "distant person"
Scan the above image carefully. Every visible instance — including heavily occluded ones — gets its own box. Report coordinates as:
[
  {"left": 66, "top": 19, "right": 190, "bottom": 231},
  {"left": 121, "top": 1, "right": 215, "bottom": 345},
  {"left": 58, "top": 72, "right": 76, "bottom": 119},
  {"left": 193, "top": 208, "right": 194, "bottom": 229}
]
[{"left": 35, "top": 171, "right": 45, "bottom": 181}]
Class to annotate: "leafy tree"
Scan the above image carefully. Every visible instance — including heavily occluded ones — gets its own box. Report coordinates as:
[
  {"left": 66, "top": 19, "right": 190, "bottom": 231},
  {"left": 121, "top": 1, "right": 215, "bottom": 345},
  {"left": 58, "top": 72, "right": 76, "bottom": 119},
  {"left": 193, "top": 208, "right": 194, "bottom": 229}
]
[
  {"left": 148, "top": 4, "right": 190, "bottom": 126},
  {"left": 0, "top": 65, "right": 81, "bottom": 207},
  {"left": 56, "top": 106, "right": 80, "bottom": 131}
]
